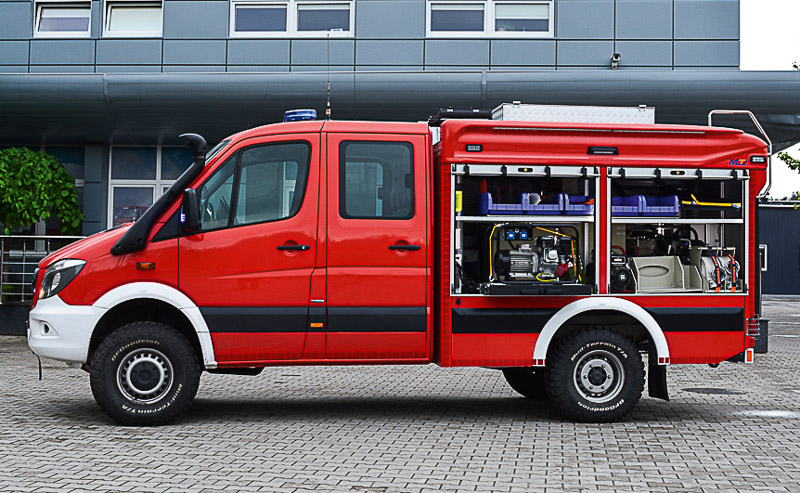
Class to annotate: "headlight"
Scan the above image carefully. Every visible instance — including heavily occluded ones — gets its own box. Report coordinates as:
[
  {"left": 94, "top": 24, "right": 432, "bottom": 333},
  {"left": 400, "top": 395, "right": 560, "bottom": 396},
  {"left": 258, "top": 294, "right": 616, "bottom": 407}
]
[{"left": 40, "top": 259, "right": 86, "bottom": 300}]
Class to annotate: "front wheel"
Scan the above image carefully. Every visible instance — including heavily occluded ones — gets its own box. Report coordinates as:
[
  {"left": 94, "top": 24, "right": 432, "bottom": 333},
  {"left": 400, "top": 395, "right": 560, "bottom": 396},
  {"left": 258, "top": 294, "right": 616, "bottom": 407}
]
[
  {"left": 545, "top": 328, "right": 644, "bottom": 422},
  {"left": 90, "top": 321, "right": 201, "bottom": 426}
]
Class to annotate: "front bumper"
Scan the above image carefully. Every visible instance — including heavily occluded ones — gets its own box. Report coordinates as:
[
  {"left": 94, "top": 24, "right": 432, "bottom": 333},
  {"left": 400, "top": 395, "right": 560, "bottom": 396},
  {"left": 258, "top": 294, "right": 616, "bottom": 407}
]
[{"left": 28, "top": 295, "right": 105, "bottom": 364}]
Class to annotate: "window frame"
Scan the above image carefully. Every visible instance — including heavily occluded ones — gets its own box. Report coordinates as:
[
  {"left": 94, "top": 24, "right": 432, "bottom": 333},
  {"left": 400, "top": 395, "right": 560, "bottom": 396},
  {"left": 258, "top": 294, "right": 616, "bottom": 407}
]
[
  {"left": 339, "top": 140, "right": 415, "bottom": 221},
  {"left": 103, "top": 0, "right": 163, "bottom": 38},
  {"left": 426, "top": 0, "right": 554, "bottom": 38},
  {"left": 193, "top": 140, "right": 313, "bottom": 234},
  {"left": 229, "top": 0, "right": 354, "bottom": 38},
  {"left": 34, "top": 0, "right": 92, "bottom": 38},
  {"left": 107, "top": 145, "right": 192, "bottom": 228}
]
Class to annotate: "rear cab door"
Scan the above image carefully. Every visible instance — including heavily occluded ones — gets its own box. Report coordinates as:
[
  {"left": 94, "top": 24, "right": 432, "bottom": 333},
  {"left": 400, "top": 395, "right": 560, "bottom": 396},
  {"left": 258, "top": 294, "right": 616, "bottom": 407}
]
[{"left": 325, "top": 129, "right": 431, "bottom": 360}]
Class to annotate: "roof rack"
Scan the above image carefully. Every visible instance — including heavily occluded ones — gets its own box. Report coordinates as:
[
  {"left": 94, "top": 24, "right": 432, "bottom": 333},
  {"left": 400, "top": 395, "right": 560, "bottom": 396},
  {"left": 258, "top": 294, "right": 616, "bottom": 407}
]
[{"left": 428, "top": 107, "right": 492, "bottom": 127}]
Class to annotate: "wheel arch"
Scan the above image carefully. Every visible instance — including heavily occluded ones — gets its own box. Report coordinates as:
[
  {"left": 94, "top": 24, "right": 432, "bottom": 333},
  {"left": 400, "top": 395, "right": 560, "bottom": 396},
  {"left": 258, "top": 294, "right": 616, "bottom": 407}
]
[
  {"left": 532, "top": 297, "right": 669, "bottom": 366},
  {"left": 89, "top": 282, "right": 216, "bottom": 368}
]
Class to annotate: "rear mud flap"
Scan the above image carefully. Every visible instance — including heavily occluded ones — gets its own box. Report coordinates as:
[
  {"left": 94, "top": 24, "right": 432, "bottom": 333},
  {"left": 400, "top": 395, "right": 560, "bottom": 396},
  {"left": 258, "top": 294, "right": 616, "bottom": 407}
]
[{"left": 648, "top": 361, "right": 669, "bottom": 401}]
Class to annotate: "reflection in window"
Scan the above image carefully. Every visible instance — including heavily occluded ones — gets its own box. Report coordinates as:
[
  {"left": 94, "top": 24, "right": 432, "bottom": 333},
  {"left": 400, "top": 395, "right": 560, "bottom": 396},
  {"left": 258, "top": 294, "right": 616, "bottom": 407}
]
[
  {"left": 235, "top": 4, "right": 287, "bottom": 32},
  {"left": 430, "top": 3, "right": 484, "bottom": 32},
  {"left": 340, "top": 141, "right": 414, "bottom": 220},
  {"left": 198, "top": 156, "right": 237, "bottom": 230},
  {"left": 46, "top": 146, "right": 85, "bottom": 180},
  {"left": 161, "top": 147, "right": 193, "bottom": 180},
  {"left": 495, "top": 3, "right": 548, "bottom": 32},
  {"left": 112, "top": 187, "right": 153, "bottom": 227},
  {"left": 235, "top": 142, "right": 310, "bottom": 225},
  {"left": 105, "top": 1, "right": 162, "bottom": 36},
  {"left": 35, "top": 2, "right": 91, "bottom": 35},
  {"left": 297, "top": 3, "right": 350, "bottom": 31},
  {"left": 111, "top": 147, "right": 157, "bottom": 180}
]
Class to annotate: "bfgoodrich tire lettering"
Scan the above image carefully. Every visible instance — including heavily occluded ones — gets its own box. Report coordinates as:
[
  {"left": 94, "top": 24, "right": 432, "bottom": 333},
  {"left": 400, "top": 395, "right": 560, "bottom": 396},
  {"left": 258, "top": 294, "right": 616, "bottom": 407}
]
[
  {"left": 544, "top": 328, "right": 644, "bottom": 423},
  {"left": 90, "top": 321, "right": 201, "bottom": 426}
]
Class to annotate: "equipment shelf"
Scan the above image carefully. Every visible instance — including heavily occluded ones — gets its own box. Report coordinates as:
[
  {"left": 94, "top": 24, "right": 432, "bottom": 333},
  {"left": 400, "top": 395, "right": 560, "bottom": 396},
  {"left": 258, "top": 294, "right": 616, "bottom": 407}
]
[
  {"left": 611, "top": 218, "right": 743, "bottom": 225},
  {"left": 457, "top": 215, "right": 594, "bottom": 223}
]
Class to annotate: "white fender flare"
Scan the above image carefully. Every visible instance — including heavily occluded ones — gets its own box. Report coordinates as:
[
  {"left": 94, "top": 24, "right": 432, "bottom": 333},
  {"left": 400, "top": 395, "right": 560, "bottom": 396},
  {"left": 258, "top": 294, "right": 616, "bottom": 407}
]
[
  {"left": 93, "top": 282, "right": 217, "bottom": 368},
  {"left": 532, "top": 297, "right": 670, "bottom": 366}
]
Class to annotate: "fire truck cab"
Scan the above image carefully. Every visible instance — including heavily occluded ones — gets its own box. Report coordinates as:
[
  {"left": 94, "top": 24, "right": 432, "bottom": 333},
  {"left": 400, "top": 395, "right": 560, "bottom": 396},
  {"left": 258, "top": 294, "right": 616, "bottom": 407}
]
[{"left": 28, "top": 105, "right": 769, "bottom": 425}]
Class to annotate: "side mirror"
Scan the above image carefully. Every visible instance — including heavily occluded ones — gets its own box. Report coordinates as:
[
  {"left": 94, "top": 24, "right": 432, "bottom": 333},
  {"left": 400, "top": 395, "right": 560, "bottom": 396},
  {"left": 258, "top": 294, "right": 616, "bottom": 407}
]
[{"left": 181, "top": 188, "right": 200, "bottom": 232}]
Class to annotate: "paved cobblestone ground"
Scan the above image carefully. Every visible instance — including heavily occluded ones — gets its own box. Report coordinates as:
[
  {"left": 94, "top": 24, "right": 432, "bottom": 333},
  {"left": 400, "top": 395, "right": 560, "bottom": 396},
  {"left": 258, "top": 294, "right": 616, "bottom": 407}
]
[{"left": 2, "top": 299, "right": 800, "bottom": 492}]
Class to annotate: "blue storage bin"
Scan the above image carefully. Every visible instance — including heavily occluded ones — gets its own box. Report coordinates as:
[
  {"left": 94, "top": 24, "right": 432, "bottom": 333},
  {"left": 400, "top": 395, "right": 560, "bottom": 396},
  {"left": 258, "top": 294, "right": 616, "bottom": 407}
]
[
  {"left": 564, "top": 195, "right": 595, "bottom": 215},
  {"left": 479, "top": 192, "right": 524, "bottom": 215},
  {"left": 642, "top": 195, "right": 680, "bottom": 216},
  {"left": 612, "top": 196, "right": 644, "bottom": 216},
  {"left": 523, "top": 193, "right": 563, "bottom": 215}
]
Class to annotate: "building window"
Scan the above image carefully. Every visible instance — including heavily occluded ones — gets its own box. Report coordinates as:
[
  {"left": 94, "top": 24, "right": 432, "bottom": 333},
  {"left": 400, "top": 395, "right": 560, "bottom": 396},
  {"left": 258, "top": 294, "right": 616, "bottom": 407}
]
[
  {"left": 230, "top": 0, "right": 354, "bottom": 37},
  {"left": 104, "top": 1, "right": 163, "bottom": 37},
  {"left": 427, "top": 0, "right": 553, "bottom": 37},
  {"left": 108, "top": 146, "right": 192, "bottom": 227},
  {"left": 34, "top": 1, "right": 91, "bottom": 37}
]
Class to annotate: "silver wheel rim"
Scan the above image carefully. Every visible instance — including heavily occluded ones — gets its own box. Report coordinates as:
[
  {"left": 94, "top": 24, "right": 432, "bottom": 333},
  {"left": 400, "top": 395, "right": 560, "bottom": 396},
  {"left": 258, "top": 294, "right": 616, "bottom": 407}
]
[
  {"left": 573, "top": 349, "right": 625, "bottom": 404},
  {"left": 116, "top": 348, "right": 174, "bottom": 405}
]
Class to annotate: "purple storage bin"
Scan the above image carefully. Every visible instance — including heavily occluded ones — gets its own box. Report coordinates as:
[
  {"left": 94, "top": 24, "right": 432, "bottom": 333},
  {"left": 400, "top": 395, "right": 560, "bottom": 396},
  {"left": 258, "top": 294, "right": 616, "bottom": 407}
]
[
  {"left": 612, "top": 195, "right": 644, "bottom": 216},
  {"left": 642, "top": 195, "right": 680, "bottom": 216},
  {"left": 564, "top": 195, "right": 595, "bottom": 215},
  {"left": 479, "top": 192, "right": 524, "bottom": 215},
  {"left": 523, "top": 193, "right": 563, "bottom": 215}
]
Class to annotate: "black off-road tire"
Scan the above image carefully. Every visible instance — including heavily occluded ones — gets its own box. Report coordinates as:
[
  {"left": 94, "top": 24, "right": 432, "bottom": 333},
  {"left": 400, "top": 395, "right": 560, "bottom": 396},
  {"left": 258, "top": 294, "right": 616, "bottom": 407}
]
[
  {"left": 544, "top": 328, "right": 644, "bottom": 423},
  {"left": 502, "top": 368, "right": 548, "bottom": 400},
  {"left": 89, "top": 321, "right": 201, "bottom": 426}
]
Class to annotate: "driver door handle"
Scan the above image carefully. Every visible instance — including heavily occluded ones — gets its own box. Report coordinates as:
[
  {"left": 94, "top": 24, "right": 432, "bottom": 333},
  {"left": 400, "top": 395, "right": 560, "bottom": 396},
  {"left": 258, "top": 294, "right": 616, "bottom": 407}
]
[
  {"left": 277, "top": 244, "right": 310, "bottom": 251},
  {"left": 389, "top": 244, "right": 421, "bottom": 251}
]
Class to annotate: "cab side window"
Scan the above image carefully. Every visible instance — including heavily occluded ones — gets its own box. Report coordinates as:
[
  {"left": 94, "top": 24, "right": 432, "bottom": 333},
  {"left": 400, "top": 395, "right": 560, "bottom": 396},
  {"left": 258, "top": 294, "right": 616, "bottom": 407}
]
[
  {"left": 198, "top": 156, "right": 236, "bottom": 230},
  {"left": 340, "top": 141, "right": 414, "bottom": 220},
  {"left": 235, "top": 142, "right": 310, "bottom": 225}
]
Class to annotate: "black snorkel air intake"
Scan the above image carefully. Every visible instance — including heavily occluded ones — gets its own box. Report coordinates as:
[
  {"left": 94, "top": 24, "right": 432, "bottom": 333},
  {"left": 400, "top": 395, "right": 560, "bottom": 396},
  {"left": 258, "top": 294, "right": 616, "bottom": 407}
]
[{"left": 111, "top": 133, "right": 207, "bottom": 256}]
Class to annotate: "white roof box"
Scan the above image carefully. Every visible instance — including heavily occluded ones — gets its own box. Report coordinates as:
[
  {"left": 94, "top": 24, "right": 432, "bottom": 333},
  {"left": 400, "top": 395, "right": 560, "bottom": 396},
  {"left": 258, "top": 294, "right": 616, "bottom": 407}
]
[{"left": 492, "top": 102, "right": 655, "bottom": 125}]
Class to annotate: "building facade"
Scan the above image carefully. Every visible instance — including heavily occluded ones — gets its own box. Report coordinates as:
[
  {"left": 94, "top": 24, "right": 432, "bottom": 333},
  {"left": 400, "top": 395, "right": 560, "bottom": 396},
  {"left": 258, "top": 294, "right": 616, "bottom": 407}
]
[{"left": 1, "top": 0, "right": 799, "bottom": 235}]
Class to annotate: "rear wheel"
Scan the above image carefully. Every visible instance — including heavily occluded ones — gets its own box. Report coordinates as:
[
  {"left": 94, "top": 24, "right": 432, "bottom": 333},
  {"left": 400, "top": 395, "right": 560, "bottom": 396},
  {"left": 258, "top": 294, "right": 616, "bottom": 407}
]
[
  {"left": 502, "top": 368, "right": 547, "bottom": 400},
  {"left": 90, "top": 321, "right": 201, "bottom": 426},
  {"left": 545, "top": 328, "right": 644, "bottom": 422}
]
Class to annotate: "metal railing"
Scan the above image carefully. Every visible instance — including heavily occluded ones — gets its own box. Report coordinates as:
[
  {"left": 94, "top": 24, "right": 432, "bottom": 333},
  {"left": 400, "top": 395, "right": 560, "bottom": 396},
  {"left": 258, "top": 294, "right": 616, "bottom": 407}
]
[{"left": 0, "top": 235, "right": 85, "bottom": 305}]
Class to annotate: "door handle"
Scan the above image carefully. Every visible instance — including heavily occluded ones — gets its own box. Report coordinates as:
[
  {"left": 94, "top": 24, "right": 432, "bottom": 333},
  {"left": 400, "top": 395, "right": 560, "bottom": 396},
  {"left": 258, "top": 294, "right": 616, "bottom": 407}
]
[
  {"left": 389, "top": 244, "right": 421, "bottom": 251},
  {"left": 277, "top": 244, "right": 310, "bottom": 251}
]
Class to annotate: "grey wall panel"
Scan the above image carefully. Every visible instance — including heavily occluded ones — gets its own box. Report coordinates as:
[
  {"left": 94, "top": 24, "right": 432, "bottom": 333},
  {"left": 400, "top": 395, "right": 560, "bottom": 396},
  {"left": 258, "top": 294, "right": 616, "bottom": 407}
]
[
  {"left": 425, "top": 40, "right": 489, "bottom": 66},
  {"left": 557, "top": 0, "right": 614, "bottom": 39},
  {"left": 491, "top": 40, "right": 556, "bottom": 66},
  {"left": 675, "top": 0, "right": 739, "bottom": 40},
  {"left": 0, "top": 2, "right": 32, "bottom": 39},
  {"left": 615, "top": 41, "right": 672, "bottom": 67},
  {"left": 227, "top": 65, "right": 290, "bottom": 72},
  {"left": 30, "top": 41, "right": 95, "bottom": 65},
  {"left": 674, "top": 41, "right": 738, "bottom": 66},
  {"left": 163, "top": 1, "right": 229, "bottom": 39},
  {"left": 291, "top": 40, "right": 354, "bottom": 65},
  {"left": 616, "top": 0, "right": 673, "bottom": 39},
  {"left": 29, "top": 65, "right": 95, "bottom": 73},
  {"left": 227, "top": 40, "right": 290, "bottom": 65},
  {"left": 0, "top": 41, "right": 28, "bottom": 65},
  {"left": 0, "top": 66, "right": 27, "bottom": 73},
  {"left": 356, "top": 40, "right": 423, "bottom": 65},
  {"left": 556, "top": 41, "right": 614, "bottom": 66},
  {"left": 489, "top": 66, "right": 556, "bottom": 72},
  {"left": 97, "top": 65, "right": 163, "bottom": 73},
  {"left": 163, "top": 40, "right": 226, "bottom": 64},
  {"left": 355, "top": 0, "right": 425, "bottom": 39},
  {"left": 96, "top": 40, "right": 162, "bottom": 65},
  {"left": 163, "top": 65, "right": 227, "bottom": 72}
]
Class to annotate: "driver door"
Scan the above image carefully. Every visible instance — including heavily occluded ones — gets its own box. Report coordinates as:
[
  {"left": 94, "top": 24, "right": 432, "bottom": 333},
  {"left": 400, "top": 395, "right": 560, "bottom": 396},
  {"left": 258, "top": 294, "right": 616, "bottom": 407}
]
[{"left": 179, "top": 135, "right": 320, "bottom": 365}]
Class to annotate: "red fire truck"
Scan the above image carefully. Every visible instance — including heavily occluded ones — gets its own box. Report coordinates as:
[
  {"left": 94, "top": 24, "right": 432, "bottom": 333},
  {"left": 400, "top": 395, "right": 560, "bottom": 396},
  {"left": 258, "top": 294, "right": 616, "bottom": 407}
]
[{"left": 28, "top": 105, "right": 770, "bottom": 425}]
